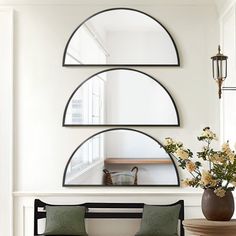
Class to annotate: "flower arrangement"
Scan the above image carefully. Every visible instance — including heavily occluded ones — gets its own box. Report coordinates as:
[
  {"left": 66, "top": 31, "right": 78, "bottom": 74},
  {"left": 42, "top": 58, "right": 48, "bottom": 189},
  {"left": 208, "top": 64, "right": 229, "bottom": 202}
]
[{"left": 163, "top": 127, "right": 236, "bottom": 197}]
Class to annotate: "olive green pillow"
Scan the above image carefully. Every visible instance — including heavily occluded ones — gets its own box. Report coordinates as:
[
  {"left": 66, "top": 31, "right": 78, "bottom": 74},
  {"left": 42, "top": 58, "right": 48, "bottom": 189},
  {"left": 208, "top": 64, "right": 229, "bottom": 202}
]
[
  {"left": 135, "top": 204, "right": 181, "bottom": 236},
  {"left": 44, "top": 205, "right": 88, "bottom": 235}
]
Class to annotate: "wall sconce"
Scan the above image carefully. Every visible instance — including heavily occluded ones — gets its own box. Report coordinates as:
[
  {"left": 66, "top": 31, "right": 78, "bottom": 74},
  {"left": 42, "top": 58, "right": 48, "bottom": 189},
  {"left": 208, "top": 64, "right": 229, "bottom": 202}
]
[{"left": 211, "top": 45, "right": 228, "bottom": 99}]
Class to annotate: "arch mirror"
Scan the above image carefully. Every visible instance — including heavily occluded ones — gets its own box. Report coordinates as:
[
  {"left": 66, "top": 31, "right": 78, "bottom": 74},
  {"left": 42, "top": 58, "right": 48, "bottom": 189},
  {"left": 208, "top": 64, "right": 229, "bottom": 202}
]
[
  {"left": 63, "top": 128, "right": 180, "bottom": 186},
  {"left": 63, "top": 68, "right": 179, "bottom": 126},
  {"left": 63, "top": 8, "right": 180, "bottom": 66}
]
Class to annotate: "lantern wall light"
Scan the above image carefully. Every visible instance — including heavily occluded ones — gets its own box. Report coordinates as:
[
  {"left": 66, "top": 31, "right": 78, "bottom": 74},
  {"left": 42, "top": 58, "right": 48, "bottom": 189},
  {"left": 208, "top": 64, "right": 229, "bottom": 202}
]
[{"left": 211, "top": 45, "right": 228, "bottom": 99}]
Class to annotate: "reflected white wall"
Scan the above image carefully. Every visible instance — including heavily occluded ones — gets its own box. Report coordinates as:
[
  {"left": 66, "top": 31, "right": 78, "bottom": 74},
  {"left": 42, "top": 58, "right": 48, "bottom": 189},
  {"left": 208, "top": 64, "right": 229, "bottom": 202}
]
[
  {"left": 107, "top": 31, "right": 176, "bottom": 64},
  {"left": 105, "top": 130, "right": 168, "bottom": 158},
  {"left": 105, "top": 70, "right": 177, "bottom": 124}
]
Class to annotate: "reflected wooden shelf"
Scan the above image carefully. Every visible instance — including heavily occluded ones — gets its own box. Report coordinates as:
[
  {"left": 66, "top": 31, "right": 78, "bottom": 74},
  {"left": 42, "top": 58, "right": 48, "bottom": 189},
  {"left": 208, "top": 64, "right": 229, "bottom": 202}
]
[{"left": 104, "top": 158, "right": 172, "bottom": 165}]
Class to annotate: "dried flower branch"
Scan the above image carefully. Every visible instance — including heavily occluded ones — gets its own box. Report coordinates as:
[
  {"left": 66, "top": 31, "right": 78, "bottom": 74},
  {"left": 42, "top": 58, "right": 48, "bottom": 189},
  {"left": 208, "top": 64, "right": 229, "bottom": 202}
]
[{"left": 163, "top": 127, "right": 236, "bottom": 197}]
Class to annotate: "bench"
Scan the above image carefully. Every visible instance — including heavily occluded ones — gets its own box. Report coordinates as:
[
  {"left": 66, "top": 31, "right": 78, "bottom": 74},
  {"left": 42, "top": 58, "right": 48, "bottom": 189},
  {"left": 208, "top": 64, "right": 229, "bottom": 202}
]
[{"left": 34, "top": 199, "right": 184, "bottom": 236}]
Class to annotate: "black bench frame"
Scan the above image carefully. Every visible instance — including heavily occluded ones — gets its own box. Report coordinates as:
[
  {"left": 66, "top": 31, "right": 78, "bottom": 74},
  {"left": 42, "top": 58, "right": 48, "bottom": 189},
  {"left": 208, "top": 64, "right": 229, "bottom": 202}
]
[{"left": 34, "top": 199, "right": 184, "bottom": 236}]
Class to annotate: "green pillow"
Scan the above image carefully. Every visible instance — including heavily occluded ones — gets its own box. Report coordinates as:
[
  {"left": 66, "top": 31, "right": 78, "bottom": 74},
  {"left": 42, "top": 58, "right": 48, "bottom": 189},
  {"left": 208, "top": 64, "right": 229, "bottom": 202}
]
[
  {"left": 135, "top": 204, "right": 181, "bottom": 236},
  {"left": 44, "top": 205, "right": 88, "bottom": 235}
]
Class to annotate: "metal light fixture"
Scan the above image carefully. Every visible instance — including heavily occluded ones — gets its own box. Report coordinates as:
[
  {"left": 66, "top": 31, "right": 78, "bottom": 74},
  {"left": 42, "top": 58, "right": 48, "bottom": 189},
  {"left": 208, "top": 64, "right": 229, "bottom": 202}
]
[{"left": 211, "top": 45, "right": 228, "bottom": 99}]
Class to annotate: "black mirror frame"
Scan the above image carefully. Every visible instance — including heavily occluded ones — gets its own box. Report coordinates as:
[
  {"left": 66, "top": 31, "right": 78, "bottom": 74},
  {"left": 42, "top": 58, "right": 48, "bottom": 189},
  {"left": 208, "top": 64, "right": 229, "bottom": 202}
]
[
  {"left": 62, "top": 67, "right": 180, "bottom": 127},
  {"left": 62, "top": 127, "right": 180, "bottom": 187},
  {"left": 62, "top": 7, "right": 180, "bottom": 67}
]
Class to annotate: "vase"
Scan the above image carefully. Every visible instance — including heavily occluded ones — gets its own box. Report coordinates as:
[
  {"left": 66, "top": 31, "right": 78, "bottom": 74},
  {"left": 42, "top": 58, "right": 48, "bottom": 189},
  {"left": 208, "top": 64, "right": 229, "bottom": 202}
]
[{"left": 201, "top": 188, "right": 234, "bottom": 221}]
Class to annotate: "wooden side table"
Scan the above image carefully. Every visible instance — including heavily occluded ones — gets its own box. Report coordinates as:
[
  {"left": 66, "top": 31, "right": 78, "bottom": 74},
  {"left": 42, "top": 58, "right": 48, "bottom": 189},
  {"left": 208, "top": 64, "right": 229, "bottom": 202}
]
[{"left": 183, "top": 219, "right": 236, "bottom": 236}]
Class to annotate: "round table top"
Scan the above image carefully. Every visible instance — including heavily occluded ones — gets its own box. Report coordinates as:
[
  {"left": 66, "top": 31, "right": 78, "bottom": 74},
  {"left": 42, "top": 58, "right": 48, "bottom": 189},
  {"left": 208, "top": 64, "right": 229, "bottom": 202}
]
[
  {"left": 183, "top": 219, "right": 236, "bottom": 236},
  {"left": 184, "top": 218, "right": 236, "bottom": 226}
]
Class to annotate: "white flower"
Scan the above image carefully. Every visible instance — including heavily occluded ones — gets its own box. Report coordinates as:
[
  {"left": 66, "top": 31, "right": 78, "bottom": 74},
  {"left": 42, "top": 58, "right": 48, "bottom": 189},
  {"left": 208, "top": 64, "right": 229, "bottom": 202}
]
[
  {"left": 210, "top": 153, "right": 224, "bottom": 164},
  {"left": 222, "top": 142, "right": 231, "bottom": 153},
  {"left": 182, "top": 178, "right": 192, "bottom": 187},
  {"left": 175, "top": 148, "right": 189, "bottom": 160},
  {"left": 164, "top": 137, "right": 174, "bottom": 146},
  {"left": 221, "top": 142, "right": 236, "bottom": 164},
  {"left": 186, "top": 161, "right": 196, "bottom": 172},
  {"left": 177, "top": 141, "right": 183, "bottom": 146},
  {"left": 228, "top": 152, "right": 235, "bottom": 164},
  {"left": 200, "top": 127, "right": 217, "bottom": 140},
  {"left": 200, "top": 170, "right": 217, "bottom": 187},
  {"left": 214, "top": 187, "right": 226, "bottom": 198}
]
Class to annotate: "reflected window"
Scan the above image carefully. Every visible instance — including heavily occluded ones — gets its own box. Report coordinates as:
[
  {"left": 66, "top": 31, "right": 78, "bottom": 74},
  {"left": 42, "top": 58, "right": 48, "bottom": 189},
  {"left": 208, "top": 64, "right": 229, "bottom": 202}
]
[
  {"left": 66, "top": 25, "right": 106, "bottom": 64},
  {"left": 66, "top": 134, "right": 105, "bottom": 184},
  {"left": 66, "top": 74, "right": 106, "bottom": 124}
]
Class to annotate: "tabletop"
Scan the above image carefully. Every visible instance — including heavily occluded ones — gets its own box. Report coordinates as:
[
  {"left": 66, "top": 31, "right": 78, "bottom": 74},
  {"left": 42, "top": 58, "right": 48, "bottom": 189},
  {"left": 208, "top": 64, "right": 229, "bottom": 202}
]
[{"left": 183, "top": 219, "right": 236, "bottom": 236}]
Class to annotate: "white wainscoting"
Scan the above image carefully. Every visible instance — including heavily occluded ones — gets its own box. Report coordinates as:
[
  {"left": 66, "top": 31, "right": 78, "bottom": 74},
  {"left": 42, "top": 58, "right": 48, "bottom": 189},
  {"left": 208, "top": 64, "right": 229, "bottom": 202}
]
[{"left": 14, "top": 190, "right": 208, "bottom": 236}]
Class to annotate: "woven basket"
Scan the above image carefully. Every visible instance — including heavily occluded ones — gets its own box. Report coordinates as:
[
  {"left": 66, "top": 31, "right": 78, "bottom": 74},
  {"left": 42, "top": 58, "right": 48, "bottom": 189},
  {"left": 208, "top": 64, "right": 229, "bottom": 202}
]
[{"left": 103, "top": 166, "right": 138, "bottom": 186}]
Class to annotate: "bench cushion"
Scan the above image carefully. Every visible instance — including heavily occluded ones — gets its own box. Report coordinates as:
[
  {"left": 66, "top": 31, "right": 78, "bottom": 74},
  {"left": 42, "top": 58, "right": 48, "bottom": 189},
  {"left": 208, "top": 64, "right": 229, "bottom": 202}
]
[
  {"left": 135, "top": 204, "right": 181, "bottom": 236},
  {"left": 44, "top": 205, "right": 88, "bottom": 235}
]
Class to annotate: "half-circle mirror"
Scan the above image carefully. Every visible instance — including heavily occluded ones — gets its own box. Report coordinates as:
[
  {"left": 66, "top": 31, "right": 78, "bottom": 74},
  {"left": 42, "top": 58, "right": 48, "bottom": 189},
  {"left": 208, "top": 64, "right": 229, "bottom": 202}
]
[
  {"left": 63, "top": 68, "right": 179, "bottom": 126},
  {"left": 63, "top": 8, "right": 180, "bottom": 66},
  {"left": 63, "top": 128, "right": 180, "bottom": 186}
]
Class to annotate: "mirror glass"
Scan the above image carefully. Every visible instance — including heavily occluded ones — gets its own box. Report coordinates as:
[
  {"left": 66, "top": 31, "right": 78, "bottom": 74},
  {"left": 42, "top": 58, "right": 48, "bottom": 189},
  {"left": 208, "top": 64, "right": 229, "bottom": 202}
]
[
  {"left": 63, "top": 128, "right": 179, "bottom": 186},
  {"left": 63, "top": 8, "right": 179, "bottom": 66},
  {"left": 63, "top": 68, "right": 179, "bottom": 126}
]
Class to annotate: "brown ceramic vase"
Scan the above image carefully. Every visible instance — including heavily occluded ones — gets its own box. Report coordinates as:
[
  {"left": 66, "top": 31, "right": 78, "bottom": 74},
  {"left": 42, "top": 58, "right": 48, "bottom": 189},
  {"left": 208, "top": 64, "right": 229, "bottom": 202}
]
[{"left": 201, "top": 188, "right": 234, "bottom": 221}]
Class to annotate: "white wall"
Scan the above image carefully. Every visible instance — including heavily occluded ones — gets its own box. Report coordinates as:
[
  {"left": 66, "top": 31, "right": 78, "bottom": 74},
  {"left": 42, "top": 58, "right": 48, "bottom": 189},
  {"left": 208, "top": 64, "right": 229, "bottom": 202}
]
[
  {"left": 0, "top": 8, "right": 13, "bottom": 236},
  {"left": 0, "top": 0, "right": 223, "bottom": 235},
  {"left": 220, "top": 5, "right": 236, "bottom": 87},
  {"left": 13, "top": 3, "right": 219, "bottom": 192},
  {"left": 219, "top": 2, "right": 236, "bottom": 145}
]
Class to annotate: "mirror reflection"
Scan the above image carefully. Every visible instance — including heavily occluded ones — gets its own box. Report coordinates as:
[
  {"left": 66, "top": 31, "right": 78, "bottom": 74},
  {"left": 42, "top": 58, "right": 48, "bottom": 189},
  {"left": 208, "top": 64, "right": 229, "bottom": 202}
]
[
  {"left": 63, "top": 128, "right": 179, "bottom": 186},
  {"left": 63, "top": 8, "right": 179, "bottom": 66},
  {"left": 63, "top": 68, "right": 179, "bottom": 126}
]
